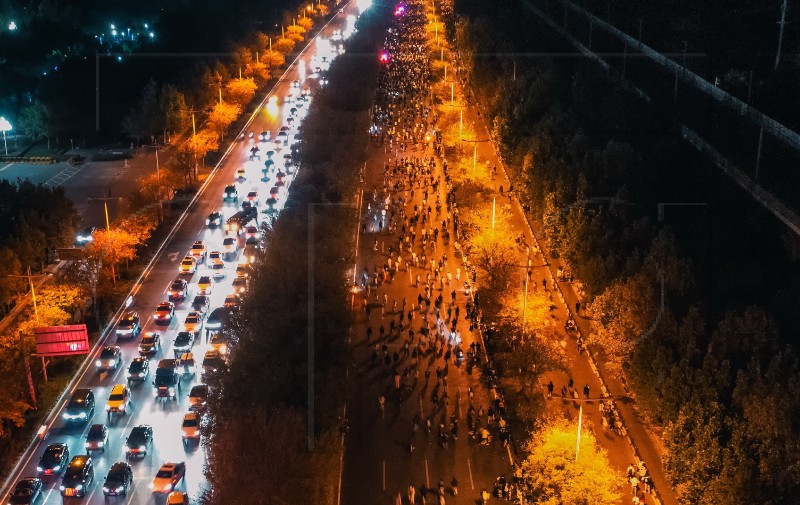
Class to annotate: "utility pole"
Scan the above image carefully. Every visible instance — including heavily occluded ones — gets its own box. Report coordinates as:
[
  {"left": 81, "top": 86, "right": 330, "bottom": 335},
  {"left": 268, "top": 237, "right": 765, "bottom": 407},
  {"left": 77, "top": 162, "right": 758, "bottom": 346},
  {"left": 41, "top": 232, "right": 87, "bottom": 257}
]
[
  {"left": 87, "top": 196, "right": 119, "bottom": 284},
  {"left": 775, "top": 0, "right": 789, "bottom": 70}
]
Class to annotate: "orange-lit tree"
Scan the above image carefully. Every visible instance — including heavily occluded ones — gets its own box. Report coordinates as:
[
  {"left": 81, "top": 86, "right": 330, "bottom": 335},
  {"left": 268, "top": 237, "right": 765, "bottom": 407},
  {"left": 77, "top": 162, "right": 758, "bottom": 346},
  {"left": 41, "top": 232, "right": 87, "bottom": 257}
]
[
  {"left": 519, "top": 417, "right": 621, "bottom": 504},
  {"left": 225, "top": 78, "right": 258, "bottom": 106}
]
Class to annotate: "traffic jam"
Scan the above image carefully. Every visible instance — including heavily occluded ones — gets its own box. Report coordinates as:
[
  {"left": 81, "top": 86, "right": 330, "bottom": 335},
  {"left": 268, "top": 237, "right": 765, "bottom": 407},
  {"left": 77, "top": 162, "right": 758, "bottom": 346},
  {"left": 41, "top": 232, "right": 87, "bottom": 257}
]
[{"left": 3, "top": 14, "right": 357, "bottom": 505}]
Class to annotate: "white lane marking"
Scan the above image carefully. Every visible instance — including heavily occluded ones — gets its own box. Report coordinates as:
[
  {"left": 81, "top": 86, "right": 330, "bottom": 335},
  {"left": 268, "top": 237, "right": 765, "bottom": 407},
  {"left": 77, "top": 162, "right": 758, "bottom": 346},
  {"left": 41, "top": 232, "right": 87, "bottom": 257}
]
[
  {"left": 0, "top": 162, "right": 14, "bottom": 173},
  {"left": 336, "top": 404, "right": 347, "bottom": 505},
  {"left": 425, "top": 459, "right": 430, "bottom": 488},
  {"left": 42, "top": 486, "right": 55, "bottom": 503},
  {"left": 467, "top": 458, "right": 475, "bottom": 490},
  {"left": 168, "top": 252, "right": 179, "bottom": 262},
  {"left": 382, "top": 460, "right": 386, "bottom": 491}
]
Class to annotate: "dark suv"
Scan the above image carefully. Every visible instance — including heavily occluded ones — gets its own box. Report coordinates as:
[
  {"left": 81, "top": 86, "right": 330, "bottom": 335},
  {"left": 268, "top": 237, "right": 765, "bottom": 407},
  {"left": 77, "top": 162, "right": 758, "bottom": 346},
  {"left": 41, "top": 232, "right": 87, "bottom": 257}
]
[
  {"left": 62, "top": 389, "right": 95, "bottom": 423},
  {"left": 37, "top": 443, "right": 69, "bottom": 476},
  {"left": 102, "top": 461, "right": 133, "bottom": 497},
  {"left": 60, "top": 455, "right": 94, "bottom": 497}
]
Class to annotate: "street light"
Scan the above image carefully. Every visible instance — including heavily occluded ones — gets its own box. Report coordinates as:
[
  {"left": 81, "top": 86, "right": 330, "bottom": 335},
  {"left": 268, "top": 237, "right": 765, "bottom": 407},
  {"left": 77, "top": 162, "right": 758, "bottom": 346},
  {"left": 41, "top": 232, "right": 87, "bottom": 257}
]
[{"left": 0, "top": 116, "right": 12, "bottom": 156}]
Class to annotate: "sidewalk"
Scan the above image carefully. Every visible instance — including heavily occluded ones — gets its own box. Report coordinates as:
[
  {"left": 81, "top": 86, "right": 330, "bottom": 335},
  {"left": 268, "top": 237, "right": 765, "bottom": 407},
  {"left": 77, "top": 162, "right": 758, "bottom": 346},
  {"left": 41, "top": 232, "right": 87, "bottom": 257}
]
[{"left": 443, "top": 47, "right": 679, "bottom": 505}]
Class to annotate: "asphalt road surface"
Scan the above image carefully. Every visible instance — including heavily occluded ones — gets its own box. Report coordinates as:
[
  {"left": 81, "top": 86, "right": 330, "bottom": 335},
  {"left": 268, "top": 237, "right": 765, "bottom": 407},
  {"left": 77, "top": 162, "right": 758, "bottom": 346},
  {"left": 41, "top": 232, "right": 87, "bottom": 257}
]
[{"left": 0, "top": 2, "right": 369, "bottom": 503}]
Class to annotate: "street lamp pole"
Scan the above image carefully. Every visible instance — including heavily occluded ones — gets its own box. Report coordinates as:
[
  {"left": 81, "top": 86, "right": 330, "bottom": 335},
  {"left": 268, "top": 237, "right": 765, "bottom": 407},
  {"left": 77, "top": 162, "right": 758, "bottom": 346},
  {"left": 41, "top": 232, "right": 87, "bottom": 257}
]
[{"left": 0, "top": 116, "right": 12, "bottom": 156}]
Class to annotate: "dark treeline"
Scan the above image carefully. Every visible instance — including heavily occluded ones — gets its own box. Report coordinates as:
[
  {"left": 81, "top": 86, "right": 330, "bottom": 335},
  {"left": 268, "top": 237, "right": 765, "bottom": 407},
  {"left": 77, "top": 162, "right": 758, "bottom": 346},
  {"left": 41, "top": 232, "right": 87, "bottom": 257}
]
[
  {"left": 0, "top": 180, "right": 78, "bottom": 313},
  {"left": 200, "top": 3, "right": 390, "bottom": 504},
  {"left": 448, "top": 0, "right": 800, "bottom": 503}
]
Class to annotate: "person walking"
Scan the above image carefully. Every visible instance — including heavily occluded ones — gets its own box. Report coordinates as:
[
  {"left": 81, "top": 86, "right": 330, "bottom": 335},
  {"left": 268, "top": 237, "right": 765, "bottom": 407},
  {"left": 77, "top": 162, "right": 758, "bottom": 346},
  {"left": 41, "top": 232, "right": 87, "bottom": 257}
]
[
  {"left": 481, "top": 489, "right": 490, "bottom": 504},
  {"left": 409, "top": 485, "right": 416, "bottom": 504},
  {"left": 451, "top": 477, "right": 458, "bottom": 496}
]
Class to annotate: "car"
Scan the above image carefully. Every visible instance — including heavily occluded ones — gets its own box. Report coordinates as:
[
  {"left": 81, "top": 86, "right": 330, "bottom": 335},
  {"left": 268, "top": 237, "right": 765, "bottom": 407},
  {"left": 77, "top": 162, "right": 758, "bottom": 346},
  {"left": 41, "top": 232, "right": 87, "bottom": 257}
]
[
  {"left": 106, "top": 384, "right": 131, "bottom": 415},
  {"left": 151, "top": 462, "right": 186, "bottom": 494},
  {"left": 125, "top": 425, "right": 154, "bottom": 457},
  {"left": 75, "top": 226, "right": 96, "bottom": 245},
  {"left": 232, "top": 276, "right": 248, "bottom": 295},
  {"left": 245, "top": 226, "right": 259, "bottom": 242},
  {"left": 60, "top": 455, "right": 94, "bottom": 497},
  {"left": 37, "top": 443, "right": 70, "bottom": 475},
  {"left": 184, "top": 311, "right": 205, "bottom": 333},
  {"left": 196, "top": 275, "right": 213, "bottom": 295},
  {"left": 190, "top": 241, "right": 207, "bottom": 263},
  {"left": 178, "top": 352, "right": 196, "bottom": 377},
  {"left": 127, "top": 357, "right": 150, "bottom": 383},
  {"left": 181, "top": 412, "right": 201, "bottom": 442},
  {"left": 259, "top": 130, "right": 271, "bottom": 142},
  {"left": 102, "top": 461, "right": 133, "bottom": 497},
  {"left": 188, "top": 384, "right": 209, "bottom": 411},
  {"left": 223, "top": 293, "right": 239, "bottom": 308},
  {"left": 154, "top": 302, "right": 175, "bottom": 324},
  {"left": 85, "top": 423, "right": 108, "bottom": 452},
  {"left": 223, "top": 185, "right": 238, "bottom": 202},
  {"left": 242, "top": 244, "right": 258, "bottom": 264},
  {"left": 222, "top": 237, "right": 237, "bottom": 254},
  {"left": 138, "top": 332, "right": 161, "bottom": 356},
  {"left": 202, "top": 350, "right": 227, "bottom": 381},
  {"left": 179, "top": 256, "right": 197, "bottom": 275},
  {"left": 62, "top": 389, "right": 95, "bottom": 423},
  {"left": 154, "top": 359, "right": 179, "bottom": 401},
  {"left": 168, "top": 279, "right": 188, "bottom": 301},
  {"left": 190, "top": 295, "right": 210, "bottom": 314},
  {"left": 235, "top": 263, "right": 250, "bottom": 278},
  {"left": 210, "top": 333, "right": 229, "bottom": 354},
  {"left": 246, "top": 190, "right": 259, "bottom": 205},
  {"left": 292, "top": 79, "right": 300, "bottom": 89},
  {"left": 205, "top": 307, "right": 230, "bottom": 332},
  {"left": 167, "top": 491, "right": 190, "bottom": 505},
  {"left": 96, "top": 346, "right": 122, "bottom": 371},
  {"left": 173, "top": 331, "right": 196, "bottom": 356},
  {"left": 209, "top": 250, "right": 223, "bottom": 262},
  {"left": 9, "top": 477, "right": 42, "bottom": 505},
  {"left": 276, "top": 131, "right": 289, "bottom": 145},
  {"left": 206, "top": 211, "right": 224, "bottom": 227},
  {"left": 236, "top": 167, "right": 246, "bottom": 180},
  {"left": 116, "top": 311, "right": 141, "bottom": 338},
  {"left": 209, "top": 260, "right": 225, "bottom": 280}
]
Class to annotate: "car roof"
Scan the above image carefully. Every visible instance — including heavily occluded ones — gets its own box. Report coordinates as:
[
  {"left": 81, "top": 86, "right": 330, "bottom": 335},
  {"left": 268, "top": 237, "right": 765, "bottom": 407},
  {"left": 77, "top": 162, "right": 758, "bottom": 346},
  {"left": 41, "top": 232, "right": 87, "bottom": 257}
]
[
  {"left": 110, "top": 384, "right": 127, "bottom": 394},
  {"left": 69, "top": 455, "right": 89, "bottom": 466},
  {"left": 109, "top": 461, "right": 130, "bottom": 472}
]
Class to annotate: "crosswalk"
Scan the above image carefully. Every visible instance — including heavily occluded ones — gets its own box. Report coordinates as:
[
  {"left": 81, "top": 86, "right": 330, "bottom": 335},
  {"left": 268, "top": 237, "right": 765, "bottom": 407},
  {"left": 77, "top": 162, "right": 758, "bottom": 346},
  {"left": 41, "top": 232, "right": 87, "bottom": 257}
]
[{"left": 44, "top": 162, "right": 89, "bottom": 187}]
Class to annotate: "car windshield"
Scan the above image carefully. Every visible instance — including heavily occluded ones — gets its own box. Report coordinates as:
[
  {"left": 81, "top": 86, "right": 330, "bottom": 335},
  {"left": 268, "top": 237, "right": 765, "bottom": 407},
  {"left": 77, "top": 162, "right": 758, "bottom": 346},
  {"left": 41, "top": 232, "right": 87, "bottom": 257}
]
[
  {"left": 109, "top": 392, "right": 124, "bottom": 401},
  {"left": 171, "top": 281, "right": 183, "bottom": 289},
  {"left": 67, "top": 398, "right": 84, "bottom": 408},
  {"left": 12, "top": 487, "right": 32, "bottom": 496},
  {"left": 157, "top": 305, "right": 170, "bottom": 311},
  {"left": 128, "top": 429, "right": 147, "bottom": 442},
  {"left": 100, "top": 349, "right": 115, "bottom": 358},
  {"left": 156, "top": 469, "right": 174, "bottom": 479},
  {"left": 211, "top": 263, "right": 224, "bottom": 270},
  {"left": 129, "top": 361, "right": 144, "bottom": 372},
  {"left": 141, "top": 336, "right": 156, "bottom": 344},
  {"left": 64, "top": 467, "right": 83, "bottom": 478},
  {"left": 88, "top": 426, "right": 103, "bottom": 436},
  {"left": 182, "top": 259, "right": 193, "bottom": 265},
  {"left": 183, "top": 418, "right": 198, "bottom": 427},
  {"left": 187, "top": 315, "right": 198, "bottom": 323}
]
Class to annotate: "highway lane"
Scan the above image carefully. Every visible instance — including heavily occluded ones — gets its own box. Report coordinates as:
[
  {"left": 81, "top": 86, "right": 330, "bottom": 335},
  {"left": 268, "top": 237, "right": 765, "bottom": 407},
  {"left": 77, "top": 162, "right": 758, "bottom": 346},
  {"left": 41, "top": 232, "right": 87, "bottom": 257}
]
[{"left": 1, "top": 2, "right": 369, "bottom": 503}]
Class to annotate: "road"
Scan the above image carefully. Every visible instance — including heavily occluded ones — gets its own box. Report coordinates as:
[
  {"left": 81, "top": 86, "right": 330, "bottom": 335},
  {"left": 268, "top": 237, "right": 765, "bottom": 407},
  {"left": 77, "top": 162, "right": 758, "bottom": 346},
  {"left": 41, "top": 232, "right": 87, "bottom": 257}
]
[
  {"left": 341, "top": 2, "right": 511, "bottom": 504},
  {"left": 0, "top": 2, "right": 368, "bottom": 503}
]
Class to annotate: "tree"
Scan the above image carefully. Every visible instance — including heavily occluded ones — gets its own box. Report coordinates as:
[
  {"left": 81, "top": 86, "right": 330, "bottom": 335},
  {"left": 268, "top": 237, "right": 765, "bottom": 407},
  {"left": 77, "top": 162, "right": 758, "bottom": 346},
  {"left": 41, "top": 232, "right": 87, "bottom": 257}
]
[
  {"left": 225, "top": 78, "right": 257, "bottom": 106},
  {"left": 0, "top": 247, "right": 23, "bottom": 313},
  {"left": 16, "top": 283, "right": 82, "bottom": 336},
  {"left": 207, "top": 102, "right": 241, "bottom": 137},
  {"left": 297, "top": 16, "right": 313, "bottom": 31},
  {"left": 587, "top": 273, "right": 656, "bottom": 358},
  {"left": 18, "top": 100, "right": 53, "bottom": 148},
  {"left": 121, "top": 79, "right": 160, "bottom": 145},
  {"left": 460, "top": 200, "right": 518, "bottom": 295},
  {"left": 286, "top": 24, "right": 306, "bottom": 43},
  {"left": 0, "top": 338, "right": 32, "bottom": 438},
  {"left": 274, "top": 37, "right": 296, "bottom": 54},
  {"left": 519, "top": 417, "right": 621, "bottom": 504},
  {"left": 83, "top": 229, "right": 139, "bottom": 285},
  {"left": 159, "top": 84, "right": 189, "bottom": 141}
]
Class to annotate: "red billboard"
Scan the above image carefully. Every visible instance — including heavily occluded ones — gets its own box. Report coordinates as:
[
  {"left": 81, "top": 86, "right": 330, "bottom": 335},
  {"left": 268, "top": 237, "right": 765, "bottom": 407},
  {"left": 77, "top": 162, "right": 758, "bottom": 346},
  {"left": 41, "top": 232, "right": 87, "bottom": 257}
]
[{"left": 34, "top": 325, "right": 90, "bottom": 357}]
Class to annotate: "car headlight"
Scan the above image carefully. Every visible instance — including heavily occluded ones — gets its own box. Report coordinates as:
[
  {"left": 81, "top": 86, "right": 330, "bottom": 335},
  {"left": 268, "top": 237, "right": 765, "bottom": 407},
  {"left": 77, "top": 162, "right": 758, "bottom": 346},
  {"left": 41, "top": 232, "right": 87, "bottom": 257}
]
[
  {"left": 116, "top": 486, "right": 123, "bottom": 492},
  {"left": 105, "top": 405, "right": 111, "bottom": 411},
  {"left": 78, "top": 412, "right": 87, "bottom": 419},
  {"left": 53, "top": 464, "right": 61, "bottom": 471},
  {"left": 75, "top": 484, "right": 83, "bottom": 491},
  {"left": 138, "top": 372, "right": 145, "bottom": 377},
  {"left": 95, "top": 360, "right": 102, "bottom": 367},
  {"left": 139, "top": 445, "right": 146, "bottom": 451},
  {"left": 97, "top": 441, "right": 104, "bottom": 447},
  {"left": 103, "top": 487, "right": 109, "bottom": 492},
  {"left": 59, "top": 485, "right": 65, "bottom": 491},
  {"left": 37, "top": 466, "right": 43, "bottom": 472}
]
